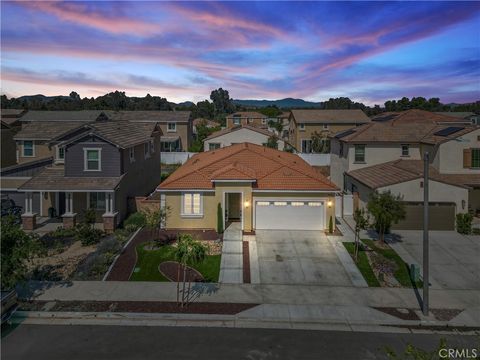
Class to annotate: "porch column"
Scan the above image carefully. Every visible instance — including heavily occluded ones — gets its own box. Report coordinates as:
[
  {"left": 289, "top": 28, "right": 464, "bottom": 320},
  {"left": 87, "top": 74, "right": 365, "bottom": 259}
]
[
  {"left": 102, "top": 191, "right": 118, "bottom": 234},
  {"left": 21, "top": 192, "right": 36, "bottom": 230},
  {"left": 62, "top": 192, "right": 76, "bottom": 229}
]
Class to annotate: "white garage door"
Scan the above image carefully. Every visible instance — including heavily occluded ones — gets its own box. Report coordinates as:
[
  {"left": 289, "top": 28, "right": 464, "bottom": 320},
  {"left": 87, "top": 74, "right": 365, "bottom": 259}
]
[{"left": 255, "top": 200, "right": 325, "bottom": 230}]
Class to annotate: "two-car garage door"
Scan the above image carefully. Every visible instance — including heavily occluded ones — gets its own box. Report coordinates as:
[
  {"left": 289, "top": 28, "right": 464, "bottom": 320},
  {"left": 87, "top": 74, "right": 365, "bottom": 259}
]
[
  {"left": 392, "top": 202, "right": 456, "bottom": 231},
  {"left": 255, "top": 200, "right": 325, "bottom": 230}
]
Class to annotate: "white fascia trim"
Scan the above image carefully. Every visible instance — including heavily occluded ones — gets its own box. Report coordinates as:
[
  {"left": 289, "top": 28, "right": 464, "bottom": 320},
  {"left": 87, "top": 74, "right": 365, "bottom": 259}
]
[
  {"left": 252, "top": 189, "right": 339, "bottom": 193},
  {"left": 211, "top": 180, "right": 256, "bottom": 183},
  {"left": 156, "top": 189, "right": 215, "bottom": 192}
]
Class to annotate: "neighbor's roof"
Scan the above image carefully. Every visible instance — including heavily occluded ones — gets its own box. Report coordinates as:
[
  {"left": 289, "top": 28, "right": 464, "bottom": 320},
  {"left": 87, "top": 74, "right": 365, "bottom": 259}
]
[
  {"left": 371, "top": 109, "right": 471, "bottom": 124},
  {"left": 1, "top": 109, "right": 26, "bottom": 117},
  {"left": 226, "top": 111, "right": 267, "bottom": 119},
  {"left": 205, "top": 124, "right": 279, "bottom": 141},
  {"left": 19, "top": 110, "right": 104, "bottom": 122},
  {"left": 14, "top": 121, "right": 88, "bottom": 140},
  {"left": 19, "top": 166, "right": 124, "bottom": 191},
  {"left": 193, "top": 118, "right": 220, "bottom": 127},
  {"left": 434, "top": 112, "right": 476, "bottom": 119},
  {"left": 106, "top": 111, "right": 191, "bottom": 123},
  {"left": 159, "top": 142, "right": 338, "bottom": 191},
  {"left": 347, "top": 160, "right": 480, "bottom": 190},
  {"left": 333, "top": 110, "right": 479, "bottom": 144},
  {"left": 291, "top": 109, "right": 370, "bottom": 124}
]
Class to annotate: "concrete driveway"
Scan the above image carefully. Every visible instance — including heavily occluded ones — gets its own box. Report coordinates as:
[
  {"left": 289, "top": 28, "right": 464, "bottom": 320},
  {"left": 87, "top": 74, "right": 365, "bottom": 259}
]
[
  {"left": 255, "top": 230, "right": 353, "bottom": 286},
  {"left": 390, "top": 231, "right": 480, "bottom": 290}
]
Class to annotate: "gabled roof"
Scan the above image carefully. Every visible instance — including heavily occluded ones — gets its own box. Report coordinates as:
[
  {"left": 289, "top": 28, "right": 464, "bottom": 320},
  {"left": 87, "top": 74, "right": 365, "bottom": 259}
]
[
  {"left": 371, "top": 109, "right": 470, "bottom": 124},
  {"left": 291, "top": 109, "right": 370, "bottom": 124},
  {"left": 226, "top": 111, "right": 267, "bottom": 119},
  {"left": 434, "top": 112, "right": 477, "bottom": 119},
  {"left": 1, "top": 109, "right": 26, "bottom": 117},
  {"left": 347, "top": 160, "right": 479, "bottom": 189},
  {"left": 19, "top": 110, "right": 105, "bottom": 122},
  {"left": 205, "top": 124, "right": 278, "bottom": 141},
  {"left": 14, "top": 121, "right": 90, "bottom": 140},
  {"left": 105, "top": 111, "right": 191, "bottom": 123},
  {"left": 159, "top": 143, "right": 338, "bottom": 191}
]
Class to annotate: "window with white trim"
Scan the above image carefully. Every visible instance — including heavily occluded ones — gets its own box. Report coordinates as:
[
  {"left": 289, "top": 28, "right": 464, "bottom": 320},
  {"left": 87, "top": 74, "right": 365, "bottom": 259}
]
[
  {"left": 129, "top": 147, "right": 135, "bottom": 162},
  {"left": 401, "top": 144, "right": 409, "bottom": 157},
  {"left": 233, "top": 117, "right": 241, "bottom": 125},
  {"left": 182, "top": 193, "right": 202, "bottom": 216},
  {"left": 167, "top": 122, "right": 176, "bottom": 132},
  {"left": 89, "top": 192, "right": 106, "bottom": 210},
  {"left": 84, "top": 149, "right": 101, "bottom": 171},
  {"left": 209, "top": 143, "right": 221, "bottom": 151},
  {"left": 354, "top": 144, "right": 366, "bottom": 163},
  {"left": 150, "top": 139, "right": 155, "bottom": 153},
  {"left": 299, "top": 123, "right": 305, "bottom": 131},
  {"left": 144, "top": 143, "right": 150, "bottom": 159},
  {"left": 323, "top": 124, "right": 329, "bottom": 130},
  {"left": 55, "top": 145, "right": 65, "bottom": 161},
  {"left": 22, "top": 141, "right": 34, "bottom": 157}
]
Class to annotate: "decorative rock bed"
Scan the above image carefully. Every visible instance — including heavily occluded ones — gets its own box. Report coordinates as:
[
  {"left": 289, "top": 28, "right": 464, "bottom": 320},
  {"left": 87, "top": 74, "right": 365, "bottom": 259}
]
[{"left": 158, "top": 261, "right": 204, "bottom": 282}]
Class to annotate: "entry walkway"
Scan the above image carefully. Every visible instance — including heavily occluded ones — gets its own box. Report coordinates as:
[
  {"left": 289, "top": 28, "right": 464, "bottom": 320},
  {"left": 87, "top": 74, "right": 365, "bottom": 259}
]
[{"left": 219, "top": 222, "right": 243, "bottom": 284}]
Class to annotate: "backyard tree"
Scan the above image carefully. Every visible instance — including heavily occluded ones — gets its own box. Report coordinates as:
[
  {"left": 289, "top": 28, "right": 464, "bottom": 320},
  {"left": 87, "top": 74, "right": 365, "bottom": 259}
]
[
  {"left": 311, "top": 132, "right": 330, "bottom": 153},
  {"left": 367, "top": 191, "right": 406, "bottom": 243},
  {"left": 174, "top": 234, "right": 207, "bottom": 307},
  {"left": 1, "top": 216, "right": 43, "bottom": 289},
  {"left": 265, "top": 135, "right": 279, "bottom": 149},
  {"left": 353, "top": 208, "right": 369, "bottom": 261}
]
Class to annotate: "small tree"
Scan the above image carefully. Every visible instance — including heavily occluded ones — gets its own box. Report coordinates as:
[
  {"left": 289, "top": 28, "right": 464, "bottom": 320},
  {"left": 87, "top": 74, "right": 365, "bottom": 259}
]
[
  {"left": 174, "top": 234, "right": 207, "bottom": 307},
  {"left": 217, "top": 203, "right": 224, "bottom": 234},
  {"left": 456, "top": 213, "right": 473, "bottom": 235},
  {"left": 353, "top": 208, "right": 369, "bottom": 261},
  {"left": 83, "top": 208, "right": 96, "bottom": 228},
  {"left": 367, "top": 191, "right": 406, "bottom": 243},
  {"left": 265, "top": 135, "right": 278, "bottom": 149},
  {"left": 328, "top": 215, "right": 334, "bottom": 234},
  {"left": 142, "top": 206, "right": 169, "bottom": 240}
]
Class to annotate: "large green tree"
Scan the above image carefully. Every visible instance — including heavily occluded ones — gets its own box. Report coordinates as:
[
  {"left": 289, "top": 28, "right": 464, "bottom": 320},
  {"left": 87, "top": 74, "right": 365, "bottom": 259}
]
[
  {"left": 367, "top": 191, "right": 406, "bottom": 242},
  {"left": 210, "top": 88, "right": 235, "bottom": 115},
  {"left": 1, "top": 216, "right": 43, "bottom": 289}
]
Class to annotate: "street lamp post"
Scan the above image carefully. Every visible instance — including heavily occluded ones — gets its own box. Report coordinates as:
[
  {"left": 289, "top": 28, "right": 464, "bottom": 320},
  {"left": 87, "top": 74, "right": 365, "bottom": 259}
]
[{"left": 423, "top": 152, "right": 429, "bottom": 316}]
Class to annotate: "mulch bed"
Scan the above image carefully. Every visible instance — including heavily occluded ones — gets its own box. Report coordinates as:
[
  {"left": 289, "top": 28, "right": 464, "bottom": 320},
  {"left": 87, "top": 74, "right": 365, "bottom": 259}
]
[
  {"left": 373, "top": 307, "right": 420, "bottom": 320},
  {"left": 243, "top": 241, "right": 251, "bottom": 284},
  {"left": 19, "top": 300, "right": 257, "bottom": 315},
  {"left": 158, "top": 261, "right": 204, "bottom": 282},
  {"left": 431, "top": 308, "right": 463, "bottom": 321},
  {"left": 105, "top": 228, "right": 219, "bottom": 281}
]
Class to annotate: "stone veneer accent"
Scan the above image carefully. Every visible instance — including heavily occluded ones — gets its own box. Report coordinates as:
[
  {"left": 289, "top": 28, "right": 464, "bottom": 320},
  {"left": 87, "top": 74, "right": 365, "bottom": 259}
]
[
  {"left": 21, "top": 214, "right": 37, "bottom": 231},
  {"left": 103, "top": 213, "right": 118, "bottom": 234},
  {"left": 62, "top": 213, "right": 77, "bottom": 229}
]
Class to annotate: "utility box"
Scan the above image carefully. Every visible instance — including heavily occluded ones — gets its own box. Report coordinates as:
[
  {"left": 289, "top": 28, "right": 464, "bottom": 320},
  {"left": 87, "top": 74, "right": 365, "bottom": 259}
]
[{"left": 410, "top": 264, "right": 420, "bottom": 282}]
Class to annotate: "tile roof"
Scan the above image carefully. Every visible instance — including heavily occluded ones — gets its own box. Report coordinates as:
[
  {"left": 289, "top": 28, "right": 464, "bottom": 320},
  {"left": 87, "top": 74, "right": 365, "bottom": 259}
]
[
  {"left": 291, "top": 109, "right": 370, "bottom": 124},
  {"left": 19, "top": 166, "right": 124, "bottom": 191},
  {"left": 205, "top": 124, "right": 278, "bottom": 141},
  {"left": 371, "top": 109, "right": 470, "bottom": 124},
  {"left": 226, "top": 111, "right": 267, "bottom": 119},
  {"left": 14, "top": 121, "right": 88, "bottom": 140},
  {"left": 347, "top": 160, "right": 479, "bottom": 189},
  {"left": 332, "top": 111, "right": 479, "bottom": 144},
  {"left": 1, "top": 109, "right": 26, "bottom": 117},
  {"left": 20, "top": 110, "right": 105, "bottom": 122},
  {"left": 159, "top": 143, "right": 338, "bottom": 191},
  {"left": 434, "top": 112, "right": 477, "bottom": 119},
  {"left": 105, "top": 111, "right": 191, "bottom": 123}
]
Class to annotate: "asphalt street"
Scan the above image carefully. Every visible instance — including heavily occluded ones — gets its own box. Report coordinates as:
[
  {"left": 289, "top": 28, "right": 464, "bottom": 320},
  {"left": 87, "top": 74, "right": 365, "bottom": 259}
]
[{"left": 2, "top": 324, "right": 478, "bottom": 360}]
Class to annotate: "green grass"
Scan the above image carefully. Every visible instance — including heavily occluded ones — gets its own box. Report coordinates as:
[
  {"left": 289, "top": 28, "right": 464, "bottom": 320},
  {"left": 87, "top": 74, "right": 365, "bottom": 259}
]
[
  {"left": 361, "top": 239, "right": 422, "bottom": 288},
  {"left": 343, "top": 242, "right": 380, "bottom": 287},
  {"left": 129, "top": 244, "right": 221, "bottom": 282}
]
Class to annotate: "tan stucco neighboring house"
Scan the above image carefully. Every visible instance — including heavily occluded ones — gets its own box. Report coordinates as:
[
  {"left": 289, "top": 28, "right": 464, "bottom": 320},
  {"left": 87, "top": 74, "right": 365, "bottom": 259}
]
[
  {"left": 203, "top": 125, "right": 287, "bottom": 151},
  {"left": 158, "top": 143, "right": 339, "bottom": 233},
  {"left": 106, "top": 111, "right": 192, "bottom": 152},
  {"left": 289, "top": 109, "right": 370, "bottom": 153},
  {"left": 329, "top": 109, "right": 480, "bottom": 230},
  {"left": 226, "top": 112, "right": 268, "bottom": 128}
]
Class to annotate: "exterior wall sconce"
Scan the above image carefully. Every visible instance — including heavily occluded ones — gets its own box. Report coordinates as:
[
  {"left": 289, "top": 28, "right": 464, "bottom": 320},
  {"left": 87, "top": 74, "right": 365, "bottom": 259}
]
[
  {"left": 327, "top": 200, "right": 333, "bottom": 208},
  {"left": 244, "top": 200, "right": 250, "bottom": 208}
]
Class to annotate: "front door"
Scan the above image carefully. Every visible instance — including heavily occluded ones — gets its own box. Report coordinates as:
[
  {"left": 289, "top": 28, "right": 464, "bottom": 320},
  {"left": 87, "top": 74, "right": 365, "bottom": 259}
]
[{"left": 225, "top": 193, "right": 242, "bottom": 228}]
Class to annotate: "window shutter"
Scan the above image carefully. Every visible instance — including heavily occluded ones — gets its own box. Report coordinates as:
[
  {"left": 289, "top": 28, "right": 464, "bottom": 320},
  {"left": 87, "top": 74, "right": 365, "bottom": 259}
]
[{"left": 463, "top": 148, "right": 472, "bottom": 168}]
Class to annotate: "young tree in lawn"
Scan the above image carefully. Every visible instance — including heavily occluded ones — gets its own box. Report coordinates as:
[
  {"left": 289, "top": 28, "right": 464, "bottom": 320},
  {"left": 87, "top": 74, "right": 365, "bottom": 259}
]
[
  {"left": 353, "top": 208, "right": 369, "bottom": 261},
  {"left": 174, "top": 234, "right": 207, "bottom": 307},
  {"left": 367, "top": 191, "right": 406, "bottom": 243},
  {"left": 142, "top": 206, "right": 169, "bottom": 241},
  {"left": 1, "top": 216, "right": 43, "bottom": 289}
]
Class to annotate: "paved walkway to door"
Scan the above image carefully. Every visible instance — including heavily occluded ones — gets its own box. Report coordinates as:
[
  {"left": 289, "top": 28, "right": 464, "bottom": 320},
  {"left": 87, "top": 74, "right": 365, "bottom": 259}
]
[
  {"left": 255, "top": 230, "right": 353, "bottom": 286},
  {"left": 219, "top": 223, "right": 243, "bottom": 284}
]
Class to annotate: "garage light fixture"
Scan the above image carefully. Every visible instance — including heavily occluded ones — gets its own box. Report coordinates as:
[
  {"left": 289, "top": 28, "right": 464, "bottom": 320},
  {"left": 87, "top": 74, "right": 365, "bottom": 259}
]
[
  {"left": 244, "top": 200, "right": 250, "bottom": 208},
  {"left": 327, "top": 201, "right": 333, "bottom": 208}
]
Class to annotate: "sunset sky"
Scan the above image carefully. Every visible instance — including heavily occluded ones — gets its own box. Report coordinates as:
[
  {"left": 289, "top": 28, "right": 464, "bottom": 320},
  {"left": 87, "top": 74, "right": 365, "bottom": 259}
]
[{"left": 1, "top": 1, "right": 479, "bottom": 105}]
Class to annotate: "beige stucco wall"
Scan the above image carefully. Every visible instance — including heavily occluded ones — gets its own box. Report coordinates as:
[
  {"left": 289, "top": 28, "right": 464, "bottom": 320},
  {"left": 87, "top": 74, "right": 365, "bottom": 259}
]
[
  {"left": 163, "top": 186, "right": 335, "bottom": 231},
  {"left": 330, "top": 139, "right": 349, "bottom": 189},
  {"left": 226, "top": 118, "right": 266, "bottom": 128},
  {"left": 17, "top": 141, "right": 53, "bottom": 164},
  {"left": 437, "top": 129, "right": 480, "bottom": 174},
  {"left": 159, "top": 122, "right": 190, "bottom": 150},
  {"left": 469, "top": 189, "right": 480, "bottom": 213},
  {"left": 1, "top": 127, "right": 17, "bottom": 167},
  {"left": 203, "top": 128, "right": 285, "bottom": 151}
]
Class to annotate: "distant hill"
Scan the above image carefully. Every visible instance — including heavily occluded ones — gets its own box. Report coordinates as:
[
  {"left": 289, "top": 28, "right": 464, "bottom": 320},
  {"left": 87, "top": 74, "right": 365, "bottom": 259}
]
[
  {"left": 17, "top": 94, "right": 71, "bottom": 103},
  {"left": 233, "top": 98, "right": 324, "bottom": 109}
]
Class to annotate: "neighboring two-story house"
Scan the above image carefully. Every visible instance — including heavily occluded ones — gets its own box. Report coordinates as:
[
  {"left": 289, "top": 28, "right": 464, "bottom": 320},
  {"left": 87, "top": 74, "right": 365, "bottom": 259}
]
[
  {"left": 106, "top": 111, "right": 192, "bottom": 152},
  {"left": 289, "top": 109, "right": 370, "bottom": 153},
  {"left": 19, "top": 118, "right": 162, "bottom": 232},
  {"left": 330, "top": 109, "right": 479, "bottom": 230},
  {"left": 1, "top": 109, "right": 27, "bottom": 168},
  {"left": 226, "top": 112, "right": 268, "bottom": 128}
]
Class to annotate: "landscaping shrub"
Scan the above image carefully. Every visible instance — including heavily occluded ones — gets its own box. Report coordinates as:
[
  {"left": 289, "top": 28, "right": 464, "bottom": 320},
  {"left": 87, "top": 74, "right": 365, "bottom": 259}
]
[
  {"left": 97, "top": 236, "right": 122, "bottom": 255},
  {"left": 114, "top": 228, "right": 130, "bottom": 244},
  {"left": 123, "top": 212, "right": 146, "bottom": 230},
  {"left": 48, "top": 226, "right": 77, "bottom": 239},
  {"left": 75, "top": 224, "right": 104, "bottom": 246},
  {"left": 456, "top": 213, "right": 473, "bottom": 235},
  {"left": 83, "top": 208, "right": 97, "bottom": 226},
  {"left": 217, "top": 203, "right": 223, "bottom": 234}
]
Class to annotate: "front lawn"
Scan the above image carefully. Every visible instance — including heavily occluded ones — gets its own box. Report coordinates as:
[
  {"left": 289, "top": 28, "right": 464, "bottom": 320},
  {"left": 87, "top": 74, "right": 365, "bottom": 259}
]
[
  {"left": 343, "top": 239, "right": 422, "bottom": 288},
  {"left": 130, "top": 244, "right": 221, "bottom": 282}
]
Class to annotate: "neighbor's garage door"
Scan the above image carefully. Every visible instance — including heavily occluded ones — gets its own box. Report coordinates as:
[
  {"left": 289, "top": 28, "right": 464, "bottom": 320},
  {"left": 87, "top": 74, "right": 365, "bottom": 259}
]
[
  {"left": 255, "top": 200, "right": 325, "bottom": 230},
  {"left": 392, "top": 202, "right": 455, "bottom": 231}
]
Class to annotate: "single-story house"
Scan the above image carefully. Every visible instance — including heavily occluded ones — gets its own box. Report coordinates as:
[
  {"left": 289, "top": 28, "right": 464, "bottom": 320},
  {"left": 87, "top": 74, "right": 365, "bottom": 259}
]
[
  {"left": 203, "top": 125, "right": 287, "bottom": 152},
  {"left": 158, "top": 143, "right": 339, "bottom": 232}
]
